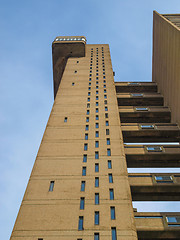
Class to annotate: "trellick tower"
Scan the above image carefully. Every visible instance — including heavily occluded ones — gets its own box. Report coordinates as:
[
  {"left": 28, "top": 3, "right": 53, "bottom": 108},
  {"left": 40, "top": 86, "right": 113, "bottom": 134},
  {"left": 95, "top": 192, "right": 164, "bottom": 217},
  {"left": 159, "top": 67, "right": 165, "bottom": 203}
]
[{"left": 10, "top": 11, "right": 180, "bottom": 240}]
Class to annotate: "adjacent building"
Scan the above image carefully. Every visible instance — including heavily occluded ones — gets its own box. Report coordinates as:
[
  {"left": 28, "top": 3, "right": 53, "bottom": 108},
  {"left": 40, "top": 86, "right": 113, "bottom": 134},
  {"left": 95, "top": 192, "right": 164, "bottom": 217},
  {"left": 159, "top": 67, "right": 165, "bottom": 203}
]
[{"left": 10, "top": 11, "right": 180, "bottom": 240}]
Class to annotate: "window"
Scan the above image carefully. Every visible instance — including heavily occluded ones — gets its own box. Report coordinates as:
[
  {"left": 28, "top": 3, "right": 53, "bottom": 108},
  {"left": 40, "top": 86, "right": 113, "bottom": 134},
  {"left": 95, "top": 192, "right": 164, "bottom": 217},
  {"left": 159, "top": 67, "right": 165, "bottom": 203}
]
[
  {"left": 103, "top": 80, "right": 106, "bottom": 83},
  {"left": 96, "top": 102, "right": 99, "bottom": 106},
  {"left": 95, "top": 163, "right": 99, "bottom": 172},
  {"left": 136, "top": 107, "right": 148, "bottom": 111},
  {"left": 96, "top": 81, "right": 99, "bottom": 85},
  {"left": 96, "top": 123, "right": 99, "bottom": 128},
  {"left": 89, "top": 74, "right": 92, "bottom": 77},
  {"left": 74, "top": 71, "right": 77, "bottom": 73},
  {"left": 90, "top": 70, "right": 92, "bottom": 73},
  {"left": 80, "top": 197, "right": 85, "bottom": 210},
  {"left": 96, "top": 91, "right": 99, "bottom": 94},
  {"left": 95, "top": 141, "right": 99, "bottom": 148},
  {"left": 166, "top": 216, "right": 180, "bottom": 224},
  {"left": 96, "top": 115, "right": 99, "bottom": 120},
  {"left": 105, "top": 113, "right": 108, "bottom": 118},
  {"left": 140, "top": 124, "right": 155, "bottom": 129},
  {"left": 78, "top": 216, "right": 83, "bottom": 230},
  {"left": 94, "top": 233, "right": 99, "bottom": 240},
  {"left": 96, "top": 131, "right": 99, "bottom": 137},
  {"left": 89, "top": 78, "right": 92, "bottom": 81},
  {"left": 86, "top": 117, "right": 89, "bottom": 122},
  {"left": 88, "top": 92, "right": 91, "bottom": 96},
  {"left": 85, "top": 134, "right": 88, "bottom": 140},
  {"left": 109, "top": 174, "right": 113, "bottom": 183},
  {"left": 155, "top": 175, "right": 173, "bottom": 183},
  {"left": 96, "top": 77, "right": 99, "bottom": 80},
  {"left": 95, "top": 151, "right": 99, "bottom": 159},
  {"left": 83, "top": 154, "right": 87, "bottom": 162},
  {"left": 95, "top": 177, "right": 99, "bottom": 187},
  {"left": 128, "top": 82, "right": 139, "bottom": 85},
  {"left": 106, "top": 121, "right": 109, "bottom": 126},
  {"left": 82, "top": 167, "right": 86, "bottom": 176},
  {"left": 111, "top": 207, "right": 115, "bottom": 220},
  {"left": 146, "top": 146, "right": 163, "bottom": 152},
  {"left": 96, "top": 108, "right": 99, "bottom": 113},
  {"left": 107, "top": 149, "right": 111, "bottom": 156},
  {"left": 87, "top": 103, "right": 90, "bottom": 108},
  {"left": 96, "top": 96, "right": 99, "bottom": 100},
  {"left": 95, "top": 212, "right": 99, "bottom": 225},
  {"left": 64, "top": 117, "right": 68, "bottom": 122},
  {"left": 108, "top": 160, "right": 112, "bottom": 169},
  {"left": 49, "top": 181, "right": 54, "bottom": 191},
  {"left": 88, "top": 87, "right": 91, "bottom": 90},
  {"left": 106, "top": 129, "right": 110, "bottom": 135},
  {"left": 85, "top": 125, "right": 89, "bottom": 131},
  {"left": 109, "top": 189, "right": 114, "bottom": 200},
  {"left": 131, "top": 93, "right": 143, "bottom": 97},
  {"left": 107, "top": 138, "right": 110, "bottom": 145},
  {"left": 77, "top": 61, "right": 79, "bottom": 63},
  {"left": 105, "top": 107, "right": 108, "bottom": 111},
  {"left": 87, "top": 110, "right": 90, "bottom": 115},
  {"left": 81, "top": 181, "right": 85, "bottom": 191},
  {"left": 111, "top": 227, "right": 117, "bottom": 240},
  {"left": 95, "top": 193, "right": 99, "bottom": 204},
  {"left": 104, "top": 95, "right": 107, "bottom": 99},
  {"left": 87, "top": 97, "right": 90, "bottom": 102},
  {"left": 96, "top": 86, "right": 99, "bottom": 90},
  {"left": 104, "top": 89, "right": 107, "bottom": 93},
  {"left": 104, "top": 100, "right": 107, "bottom": 105}
]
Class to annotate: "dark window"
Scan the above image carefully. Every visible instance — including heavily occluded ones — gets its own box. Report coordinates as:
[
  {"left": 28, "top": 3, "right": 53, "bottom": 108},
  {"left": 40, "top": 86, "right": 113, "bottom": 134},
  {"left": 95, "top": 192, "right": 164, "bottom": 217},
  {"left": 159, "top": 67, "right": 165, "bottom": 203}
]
[
  {"left": 87, "top": 97, "right": 90, "bottom": 102},
  {"left": 95, "top": 151, "right": 99, "bottom": 159},
  {"left": 105, "top": 113, "right": 108, "bottom": 118},
  {"left": 104, "top": 89, "right": 107, "bottom": 93},
  {"left": 107, "top": 149, "right": 111, "bottom": 156},
  {"left": 106, "top": 121, "right": 109, "bottom": 126},
  {"left": 111, "top": 207, "right": 115, "bottom": 220},
  {"left": 95, "top": 163, "right": 99, "bottom": 172},
  {"left": 49, "top": 181, "right": 54, "bottom": 191},
  {"left": 77, "top": 61, "right": 79, "bottom": 63},
  {"left": 95, "top": 177, "right": 99, "bottom": 187},
  {"left": 96, "top": 123, "right": 99, "bottom": 128},
  {"left": 85, "top": 125, "right": 89, "bottom": 130},
  {"left": 81, "top": 181, "right": 85, "bottom": 191},
  {"left": 74, "top": 71, "right": 77, "bottom": 73},
  {"left": 109, "top": 189, "right": 114, "bottom": 200},
  {"left": 108, "top": 160, "right": 112, "bottom": 169},
  {"left": 106, "top": 129, "right": 110, "bottom": 135},
  {"left": 109, "top": 174, "right": 113, "bottom": 183},
  {"left": 147, "top": 146, "right": 163, "bottom": 152},
  {"left": 87, "top": 103, "right": 90, "bottom": 108},
  {"left": 64, "top": 117, "right": 68, "bottom": 122},
  {"left": 88, "top": 92, "right": 91, "bottom": 96},
  {"left": 86, "top": 110, "right": 90, "bottom": 115},
  {"left": 96, "top": 91, "right": 99, "bottom": 94},
  {"left": 94, "top": 233, "right": 99, "bottom": 240},
  {"left": 85, "top": 134, "right": 88, "bottom": 140},
  {"left": 96, "top": 96, "right": 99, "bottom": 100},
  {"left": 78, "top": 216, "right": 84, "bottom": 230},
  {"left": 96, "top": 81, "right": 99, "bottom": 85},
  {"left": 96, "top": 102, "right": 99, "bottom": 106},
  {"left": 105, "top": 107, "right": 108, "bottom": 111},
  {"left": 95, "top": 193, "right": 99, "bottom": 204},
  {"left": 86, "top": 117, "right": 89, "bottom": 122},
  {"left": 80, "top": 197, "right": 85, "bottom": 210},
  {"left": 88, "top": 87, "right": 91, "bottom": 90},
  {"left": 82, "top": 167, "right": 86, "bottom": 176},
  {"left": 104, "top": 95, "right": 107, "bottom": 99},
  {"left": 95, "top": 211, "right": 99, "bottom": 225},
  {"left": 96, "top": 115, "right": 99, "bottom": 120},
  {"left": 111, "top": 227, "right": 117, "bottom": 240},
  {"left": 96, "top": 108, "right": 99, "bottom": 113},
  {"left": 83, "top": 154, "right": 87, "bottom": 162},
  {"left": 104, "top": 100, "right": 107, "bottom": 104},
  {"left": 96, "top": 131, "right": 99, "bottom": 137},
  {"left": 95, "top": 141, "right": 99, "bottom": 148},
  {"left": 84, "top": 143, "right": 88, "bottom": 151},
  {"left": 107, "top": 138, "right": 110, "bottom": 145}
]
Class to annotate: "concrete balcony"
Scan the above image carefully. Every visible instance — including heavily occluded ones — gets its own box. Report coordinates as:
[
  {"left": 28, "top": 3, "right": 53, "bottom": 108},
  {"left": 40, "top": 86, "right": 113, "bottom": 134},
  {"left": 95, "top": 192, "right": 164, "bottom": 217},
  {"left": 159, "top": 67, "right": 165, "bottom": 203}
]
[
  {"left": 117, "top": 93, "right": 163, "bottom": 106},
  {"left": 119, "top": 106, "right": 171, "bottom": 123},
  {"left": 135, "top": 212, "right": 180, "bottom": 239},
  {"left": 115, "top": 82, "right": 157, "bottom": 93},
  {"left": 122, "top": 123, "right": 180, "bottom": 142},
  {"left": 125, "top": 145, "right": 180, "bottom": 168},
  {"left": 129, "top": 173, "right": 180, "bottom": 201}
]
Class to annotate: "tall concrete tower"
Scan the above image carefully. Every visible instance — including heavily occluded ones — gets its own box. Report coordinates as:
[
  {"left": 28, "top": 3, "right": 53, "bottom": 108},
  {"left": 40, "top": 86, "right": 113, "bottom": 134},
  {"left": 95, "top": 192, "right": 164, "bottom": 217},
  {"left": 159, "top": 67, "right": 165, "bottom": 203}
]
[{"left": 10, "top": 11, "right": 180, "bottom": 240}]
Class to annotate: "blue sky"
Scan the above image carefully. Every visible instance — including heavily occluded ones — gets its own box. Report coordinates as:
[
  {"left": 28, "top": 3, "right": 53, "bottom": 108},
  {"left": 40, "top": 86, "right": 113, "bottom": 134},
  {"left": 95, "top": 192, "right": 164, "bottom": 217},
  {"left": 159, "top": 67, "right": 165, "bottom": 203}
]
[{"left": 0, "top": 0, "right": 180, "bottom": 239}]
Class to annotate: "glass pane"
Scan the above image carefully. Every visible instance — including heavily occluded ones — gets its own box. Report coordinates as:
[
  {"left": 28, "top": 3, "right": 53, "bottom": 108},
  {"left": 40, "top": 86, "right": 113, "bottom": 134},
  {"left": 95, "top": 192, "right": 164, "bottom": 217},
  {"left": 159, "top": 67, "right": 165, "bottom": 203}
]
[
  {"left": 111, "top": 207, "right": 115, "bottom": 220},
  {"left": 109, "top": 189, "right": 114, "bottom": 200}
]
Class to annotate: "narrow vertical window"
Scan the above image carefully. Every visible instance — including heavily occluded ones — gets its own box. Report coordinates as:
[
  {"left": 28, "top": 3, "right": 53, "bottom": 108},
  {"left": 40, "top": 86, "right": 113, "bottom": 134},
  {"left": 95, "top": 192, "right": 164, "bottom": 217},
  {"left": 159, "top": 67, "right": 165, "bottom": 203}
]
[
  {"left": 107, "top": 138, "right": 110, "bottom": 145},
  {"left": 82, "top": 167, "right": 86, "bottom": 176},
  {"left": 88, "top": 87, "right": 91, "bottom": 90},
  {"left": 95, "top": 177, "right": 99, "bottom": 187},
  {"left": 111, "top": 227, "right": 117, "bottom": 240},
  {"left": 95, "top": 163, "right": 99, "bottom": 172},
  {"left": 95, "top": 211, "right": 99, "bottom": 225},
  {"left": 105, "top": 107, "right": 108, "bottom": 111},
  {"left": 87, "top": 103, "right": 90, "bottom": 108},
  {"left": 84, "top": 143, "right": 88, "bottom": 151},
  {"left": 81, "top": 181, "right": 85, "bottom": 191},
  {"left": 96, "top": 115, "right": 99, "bottom": 120},
  {"left": 80, "top": 197, "right": 85, "bottom": 210},
  {"left": 96, "top": 102, "right": 99, "bottom": 106},
  {"left": 106, "top": 129, "right": 110, "bottom": 135},
  {"left": 109, "top": 174, "right": 113, "bottom": 183},
  {"left": 83, "top": 154, "right": 87, "bottom": 162},
  {"left": 110, "top": 207, "right": 115, "bottom": 220},
  {"left": 94, "top": 233, "right": 99, "bottom": 240},
  {"left": 95, "top": 151, "right": 99, "bottom": 159},
  {"left": 104, "top": 95, "right": 107, "bottom": 99},
  {"left": 106, "top": 121, "right": 109, "bottom": 126},
  {"left": 87, "top": 97, "right": 90, "bottom": 102},
  {"left": 49, "top": 181, "right": 54, "bottom": 192},
  {"left": 107, "top": 149, "right": 111, "bottom": 156},
  {"left": 108, "top": 160, "right": 112, "bottom": 169},
  {"left": 95, "top": 141, "right": 99, "bottom": 148},
  {"left": 96, "top": 96, "right": 99, "bottom": 100},
  {"left": 95, "top": 193, "right": 99, "bottom": 205},
  {"left": 85, "top": 134, "right": 88, "bottom": 140},
  {"left": 96, "top": 108, "right": 99, "bottom": 113},
  {"left": 96, "top": 91, "right": 99, "bottom": 94},
  {"left": 72, "top": 82, "right": 75, "bottom": 86},
  {"left": 104, "top": 89, "right": 106, "bottom": 93},
  {"left": 96, "top": 123, "right": 99, "bottom": 128},
  {"left": 88, "top": 92, "right": 91, "bottom": 96},
  {"left": 105, "top": 113, "right": 108, "bottom": 118},
  {"left": 64, "top": 117, "right": 68, "bottom": 122},
  {"left": 96, "top": 131, "right": 99, "bottom": 137},
  {"left": 85, "top": 125, "right": 89, "bottom": 130},
  {"left": 96, "top": 86, "right": 99, "bottom": 89},
  {"left": 89, "top": 82, "right": 91, "bottom": 86},
  {"left": 109, "top": 189, "right": 114, "bottom": 200},
  {"left": 86, "top": 117, "right": 89, "bottom": 122},
  {"left": 78, "top": 216, "right": 84, "bottom": 230},
  {"left": 104, "top": 85, "right": 106, "bottom": 88},
  {"left": 86, "top": 110, "right": 90, "bottom": 115}
]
